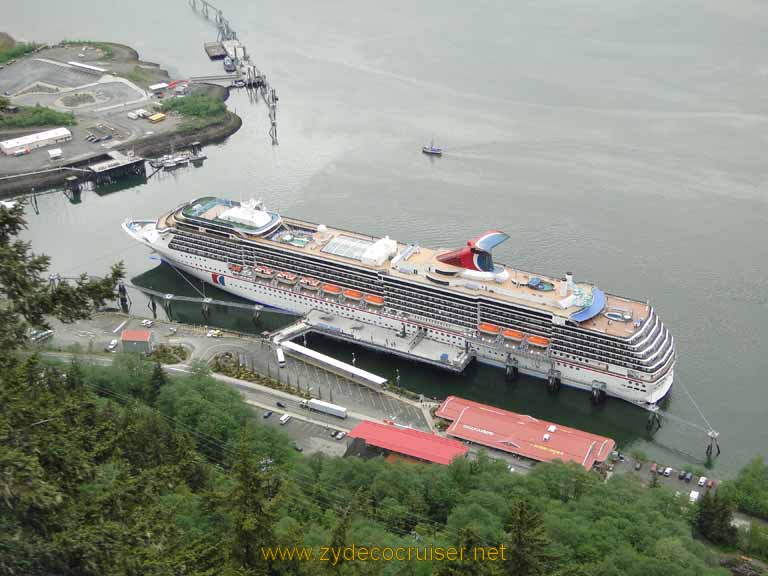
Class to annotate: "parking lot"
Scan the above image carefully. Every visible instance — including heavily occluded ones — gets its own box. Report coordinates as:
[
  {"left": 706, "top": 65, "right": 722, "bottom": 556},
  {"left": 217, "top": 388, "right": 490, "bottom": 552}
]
[
  {"left": 607, "top": 452, "right": 717, "bottom": 498},
  {"left": 256, "top": 409, "right": 350, "bottom": 457},
  {"left": 0, "top": 47, "right": 181, "bottom": 177}
]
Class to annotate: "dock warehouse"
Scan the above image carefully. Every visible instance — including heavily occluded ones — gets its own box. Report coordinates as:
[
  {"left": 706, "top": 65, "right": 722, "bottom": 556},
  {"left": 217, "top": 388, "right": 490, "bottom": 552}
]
[
  {"left": 436, "top": 396, "right": 615, "bottom": 469},
  {"left": 0, "top": 127, "right": 72, "bottom": 155},
  {"left": 348, "top": 420, "right": 468, "bottom": 465}
]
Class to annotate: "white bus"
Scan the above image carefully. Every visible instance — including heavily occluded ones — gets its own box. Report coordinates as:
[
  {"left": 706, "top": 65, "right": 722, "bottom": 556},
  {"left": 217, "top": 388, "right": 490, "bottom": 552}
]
[
  {"left": 276, "top": 346, "right": 286, "bottom": 367},
  {"left": 279, "top": 414, "right": 291, "bottom": 425}
]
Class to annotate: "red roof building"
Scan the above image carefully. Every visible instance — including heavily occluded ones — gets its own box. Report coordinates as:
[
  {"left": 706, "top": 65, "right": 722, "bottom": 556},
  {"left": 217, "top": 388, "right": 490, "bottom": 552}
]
[
  {"left": 436, "top": 396, "right": 615, "bottom": 469},
  {"left": 348, "top": 420, "right": 468, "bottom": 465},
  {"left": 120, "top": 329, "right": 153, "bottom": 354},
  {"left": 120, "top": 329, "right": 152, "bottom": 342}
]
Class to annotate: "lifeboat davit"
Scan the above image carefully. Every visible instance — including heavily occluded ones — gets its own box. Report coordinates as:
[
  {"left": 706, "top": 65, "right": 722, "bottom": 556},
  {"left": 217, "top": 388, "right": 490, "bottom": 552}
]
[
  {"left": 343, "top": 289, "right": 363, "bottom": 301},
  {"left": 322, "top": 283, "right": 342, "bottom": 295},
  {"left": 254, "top": 266, "right": 274, "bottom": 278},
  {"left": 365, "top": 294, "right": 385, "bottom": 307},
  {"left": 478, "top": 323, "right": 501, "bottom": 336},
  {"left": 528, "top": 335, "right": 550, "bottom": 348},
  {"left": 300, "top": 277, "right": 320, "bottom": 290},
  {"left": 276, "top": 271, "right": 299, "bottom": 285},
  {"left": 502, "top": 329, "right": 524, "bottom": 341}
]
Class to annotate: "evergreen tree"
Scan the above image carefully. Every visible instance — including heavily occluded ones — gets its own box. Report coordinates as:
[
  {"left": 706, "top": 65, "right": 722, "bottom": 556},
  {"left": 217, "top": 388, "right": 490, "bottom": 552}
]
[
  {"left": 227, "top": 428, "right": 277, "bottom": 575},
  {"left": 147, "top": 361, "right": 167, "bottom": 405},
  {"left": 696, "top": 491, "right": 737, "bottom": 546},
  {"left": 503, "top": 500, "right": 553, "bottom": 576},
  {"left": 0, "top": 203, "right": 123, "bottom": 353},
  {"left": 325, "top": 505, "right": 350, "bottom": 575}
]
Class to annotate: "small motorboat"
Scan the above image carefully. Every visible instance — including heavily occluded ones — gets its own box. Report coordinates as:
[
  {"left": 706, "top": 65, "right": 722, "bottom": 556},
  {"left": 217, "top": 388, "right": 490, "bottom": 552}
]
[{"left": 422, "top": 139, "right": 442, "bottom": 156}]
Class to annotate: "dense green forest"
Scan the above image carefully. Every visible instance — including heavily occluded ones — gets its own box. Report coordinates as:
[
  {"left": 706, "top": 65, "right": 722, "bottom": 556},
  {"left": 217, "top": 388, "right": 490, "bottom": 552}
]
[
  {"left": 0, "top": 202, "right": 764, "bottom": 575},
  {"left": 2, "top": 355, "right": 731, "bottom": 575}
]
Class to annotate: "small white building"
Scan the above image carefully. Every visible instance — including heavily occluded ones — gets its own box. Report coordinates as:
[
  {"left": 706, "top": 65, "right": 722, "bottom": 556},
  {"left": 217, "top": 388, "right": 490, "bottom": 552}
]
[{"left": 0, "top": 128, "right": 72, "bottom": 156}]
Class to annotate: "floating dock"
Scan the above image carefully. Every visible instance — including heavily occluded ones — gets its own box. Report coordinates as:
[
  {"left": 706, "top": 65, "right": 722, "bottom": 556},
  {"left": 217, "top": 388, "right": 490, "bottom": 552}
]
[
  {"left": 203, "top": 42, "right": 227, "bottom": 60},
  {"left": 436, "top": 396, "right": 615, "bottom": 469},
  {"left": 87, "top": 151, "right": 146, "bottom": 185}
]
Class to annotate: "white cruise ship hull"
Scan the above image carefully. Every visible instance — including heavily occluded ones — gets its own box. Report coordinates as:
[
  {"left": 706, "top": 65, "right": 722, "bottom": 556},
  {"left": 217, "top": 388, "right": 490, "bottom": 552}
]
[{"left": 124, "top": 219, "right": 674, "bottom": 407}]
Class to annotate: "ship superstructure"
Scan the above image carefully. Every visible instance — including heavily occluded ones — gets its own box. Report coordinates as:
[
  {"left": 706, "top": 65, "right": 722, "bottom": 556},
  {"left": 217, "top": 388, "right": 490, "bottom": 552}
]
[{"left": 124, "top": 197, "right": 675, "bottom": 406}]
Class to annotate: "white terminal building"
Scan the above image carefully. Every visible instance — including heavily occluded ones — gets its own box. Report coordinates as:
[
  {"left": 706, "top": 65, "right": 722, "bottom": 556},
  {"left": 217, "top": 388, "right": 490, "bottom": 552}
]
[{"left": 0, "top": 127, "right": 73, "bottom": 156}]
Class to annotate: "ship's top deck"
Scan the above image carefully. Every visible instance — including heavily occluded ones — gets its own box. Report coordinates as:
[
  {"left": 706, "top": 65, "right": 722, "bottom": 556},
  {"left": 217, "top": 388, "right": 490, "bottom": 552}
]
[{"left": 160, "top": 198, "right": 651, "bottom": 339}]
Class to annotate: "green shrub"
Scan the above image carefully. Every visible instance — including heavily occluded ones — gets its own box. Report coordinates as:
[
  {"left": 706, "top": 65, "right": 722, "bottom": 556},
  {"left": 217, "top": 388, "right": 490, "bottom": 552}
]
[
  {"left": 0, "top": 105, "right": 76, "bottom": 128},
  {"left": 161, "top": 94, "right": 226, "bottom": 118},
  {"left": 0, "top": 42, "right": 38, "bottom": 64}
]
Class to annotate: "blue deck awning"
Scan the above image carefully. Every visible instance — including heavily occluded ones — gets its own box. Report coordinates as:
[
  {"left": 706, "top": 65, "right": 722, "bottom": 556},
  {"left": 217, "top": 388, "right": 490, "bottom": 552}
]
[{"left": 570, "top": 288, "right": 606, "bottom": 323}]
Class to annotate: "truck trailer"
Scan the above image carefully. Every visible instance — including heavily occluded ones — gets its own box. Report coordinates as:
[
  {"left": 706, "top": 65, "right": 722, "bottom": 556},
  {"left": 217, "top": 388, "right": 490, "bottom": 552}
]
[{"left": 300, "top": 399, "right": 348, "bottom": 419}]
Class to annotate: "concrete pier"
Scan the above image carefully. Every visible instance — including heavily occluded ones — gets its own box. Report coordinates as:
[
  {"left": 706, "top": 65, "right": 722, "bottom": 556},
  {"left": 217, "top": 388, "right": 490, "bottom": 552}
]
[{"left": 271, "top": 309, "right": 474, "bottom": 373}]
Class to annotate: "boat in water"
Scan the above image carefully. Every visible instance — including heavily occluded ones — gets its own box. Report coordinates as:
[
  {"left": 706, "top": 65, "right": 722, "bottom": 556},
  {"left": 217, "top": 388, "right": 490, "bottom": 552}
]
[
  {"left": 149, "top": 149, "right": 207, "bottom": 171},
  {"left": 422, "top": 139, "right": 442, "bottom": 156},
  {"left": 124, "top": 197, "right": 676, "bottom": 407}
]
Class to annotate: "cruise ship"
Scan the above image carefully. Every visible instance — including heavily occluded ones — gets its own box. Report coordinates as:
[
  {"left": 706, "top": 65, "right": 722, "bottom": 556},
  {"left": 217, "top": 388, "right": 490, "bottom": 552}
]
[{"left": 124, "top": 197, "right": 676, "bottom": 406}]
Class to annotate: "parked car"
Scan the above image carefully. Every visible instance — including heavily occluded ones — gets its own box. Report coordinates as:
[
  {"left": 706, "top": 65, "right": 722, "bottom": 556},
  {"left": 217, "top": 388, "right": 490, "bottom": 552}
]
[
  {"left": 706, "top": 479, "right": 715, "bottom": 489},
  {"left": 105, "top": 339, "right": 119, "bottom": 352},
  {"left": 634, "top": 461, "right": 642, "bottom": 471},
  {"left": 335, "top": 431, "right": 346, "bottom": 440},
  {"left": 698, "top": 476, "right": 708, "bottom": 487},
  {"left": 663, "top": 467, "right": 673, "bottom": 477},
  {"left": 262, "top": 410, "right": 273, "bottom": 419},
  {"left": 678, "top": 470, "right": 687, "bottom": 480},
  {"left": 685, "top": 472, "right": 693, "bottom": 483},
  {"left": 206, "top": 329, "right": 223, "bottom": 338},
  {"left": 141, "top": 319, "right": 154, "bottom": 327},
  {"left": 291, "top": 441, "right": 303, "bottom": 452},
  {"left": 650, "top": 463, "right": 658, "bottom": 474},
  {"left": 607, "top": 464, "right": 614, "bottom": 472},
  {"left": 329, "top": 430, "right": 338, "bottom": 438}
]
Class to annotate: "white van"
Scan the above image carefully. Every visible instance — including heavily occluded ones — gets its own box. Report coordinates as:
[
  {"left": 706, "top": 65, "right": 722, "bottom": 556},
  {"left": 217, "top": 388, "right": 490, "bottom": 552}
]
[
  {"left": 279, "top": 414, "right": 291, "bottom": 425},
  {"left": 276, "top": 346, "right": 286, "bottom": 367}
]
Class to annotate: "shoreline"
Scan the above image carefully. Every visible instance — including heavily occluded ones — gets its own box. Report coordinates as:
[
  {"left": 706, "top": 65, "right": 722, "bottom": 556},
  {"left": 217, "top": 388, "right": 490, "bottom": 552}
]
[{"left": 0, "top": 41, "right": 243, "bottom": 197}]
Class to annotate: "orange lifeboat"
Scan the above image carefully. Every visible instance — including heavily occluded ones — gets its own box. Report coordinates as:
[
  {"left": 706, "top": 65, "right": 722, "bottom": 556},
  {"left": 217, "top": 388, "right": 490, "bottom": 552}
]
[
  {"left": 502, "top": 329, "right": 524, "bottom": 341},
  {"left": 478, "top": 323, "right": 501, "bottom": 336},
  {"left": 228, "top": 263, "right": 243, "bottom": 273},
  {"left": 528, "top": 335, "right": 550, "bottom": 348},
  {"left": 343, "top": 289, "right": 363, "bottom": 301},
  {"left": 365, "top": 294, "right": 385, "bottom": 306},
  {"left": 322, "top": 283, "right": 342, "bottom": 295}
]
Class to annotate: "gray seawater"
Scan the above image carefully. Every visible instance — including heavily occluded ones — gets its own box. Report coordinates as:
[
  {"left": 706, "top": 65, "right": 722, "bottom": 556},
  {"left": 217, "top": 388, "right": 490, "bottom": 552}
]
[{"left": 5, "top": 0, "right": 768, "bottom": 476}]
